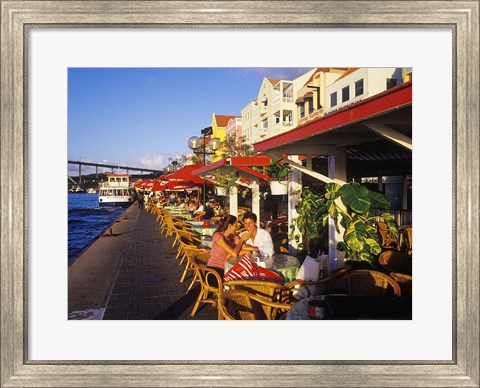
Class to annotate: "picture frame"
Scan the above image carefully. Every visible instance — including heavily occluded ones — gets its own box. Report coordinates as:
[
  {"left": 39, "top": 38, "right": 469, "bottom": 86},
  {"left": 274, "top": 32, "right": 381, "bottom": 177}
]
[{"left": 1, "top": 1, "right": 478, "bottom": 386}]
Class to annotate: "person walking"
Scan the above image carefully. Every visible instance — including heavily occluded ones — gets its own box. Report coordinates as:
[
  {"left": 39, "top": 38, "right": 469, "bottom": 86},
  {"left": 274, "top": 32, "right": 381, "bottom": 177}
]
[{"left": 137, "top": 190, "right": 144, "bottom": 210}]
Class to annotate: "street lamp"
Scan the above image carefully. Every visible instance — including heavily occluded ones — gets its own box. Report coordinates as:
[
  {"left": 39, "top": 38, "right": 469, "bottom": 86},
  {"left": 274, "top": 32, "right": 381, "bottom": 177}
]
[{"left": 188, "top": 127, "right": 221, "bottom": 206}]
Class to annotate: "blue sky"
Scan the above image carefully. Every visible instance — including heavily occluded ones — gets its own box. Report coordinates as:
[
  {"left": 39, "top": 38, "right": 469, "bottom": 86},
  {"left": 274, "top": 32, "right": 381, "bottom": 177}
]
[{"left": 68, "top": 67, "right": 312, "bottom": 175}]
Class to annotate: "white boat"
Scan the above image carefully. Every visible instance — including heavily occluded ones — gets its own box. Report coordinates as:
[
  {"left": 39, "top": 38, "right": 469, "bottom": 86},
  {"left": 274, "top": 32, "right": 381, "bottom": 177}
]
[
  {"left": 86, "top": 188, "right": 97, "bottom": 194},
  {"left": 98, "top": 174, "right": 135, "bottom": 207}
]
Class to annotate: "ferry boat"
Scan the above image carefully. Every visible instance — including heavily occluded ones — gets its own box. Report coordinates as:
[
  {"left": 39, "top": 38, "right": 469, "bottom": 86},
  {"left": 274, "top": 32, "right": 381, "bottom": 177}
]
[{"left": 98, "top": 173, "right": 136, "bottom": 207}]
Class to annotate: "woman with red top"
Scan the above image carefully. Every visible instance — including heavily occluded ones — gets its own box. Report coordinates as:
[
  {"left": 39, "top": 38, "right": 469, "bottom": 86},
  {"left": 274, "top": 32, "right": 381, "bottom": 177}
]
[{"left": 207, "top": 214, "right": 251, "bottom": 281}]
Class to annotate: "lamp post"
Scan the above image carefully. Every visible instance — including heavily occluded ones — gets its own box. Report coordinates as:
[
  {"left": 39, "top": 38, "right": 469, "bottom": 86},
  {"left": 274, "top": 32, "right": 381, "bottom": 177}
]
[{"left": 188, "top": 127, "right": 221, "bottom": 206}]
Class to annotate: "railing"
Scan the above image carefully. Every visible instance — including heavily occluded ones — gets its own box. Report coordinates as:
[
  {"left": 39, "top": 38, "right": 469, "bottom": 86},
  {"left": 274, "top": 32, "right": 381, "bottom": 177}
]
[
  {"left": 100, "top": 181, "right": 130, "bottom": 188},
  {"left": 371, "top": 208, "right": 412, "bottom": 226}
]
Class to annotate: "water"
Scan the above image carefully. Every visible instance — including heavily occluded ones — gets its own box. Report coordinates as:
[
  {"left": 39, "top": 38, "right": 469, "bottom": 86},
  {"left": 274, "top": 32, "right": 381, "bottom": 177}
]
[{"left": 68, "top": 193, "right": 126, "bottom": 265}]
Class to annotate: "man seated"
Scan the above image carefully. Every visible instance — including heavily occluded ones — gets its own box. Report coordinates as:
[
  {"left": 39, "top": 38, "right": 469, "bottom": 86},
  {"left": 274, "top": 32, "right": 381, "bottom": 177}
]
[{"left": 237, "top": 212, "right": 274, "bottom": 257}]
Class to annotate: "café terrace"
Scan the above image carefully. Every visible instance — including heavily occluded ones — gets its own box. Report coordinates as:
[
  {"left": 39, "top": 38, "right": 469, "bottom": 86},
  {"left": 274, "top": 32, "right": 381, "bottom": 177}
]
[{"left": 145, "top": 81, "right": 412, "bottom": 320}]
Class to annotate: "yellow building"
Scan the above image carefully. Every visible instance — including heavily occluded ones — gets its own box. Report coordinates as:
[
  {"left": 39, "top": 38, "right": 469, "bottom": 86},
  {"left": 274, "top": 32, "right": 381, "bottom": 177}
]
[{"left": 211, "top": 113, "right": 240, "bottom": 161}]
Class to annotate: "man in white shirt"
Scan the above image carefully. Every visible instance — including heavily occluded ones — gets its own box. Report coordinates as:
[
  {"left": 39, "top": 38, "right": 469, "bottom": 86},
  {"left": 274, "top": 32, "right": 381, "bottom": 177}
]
[{"left": 239, "top": 212, "right": 274, "bottom": 257}]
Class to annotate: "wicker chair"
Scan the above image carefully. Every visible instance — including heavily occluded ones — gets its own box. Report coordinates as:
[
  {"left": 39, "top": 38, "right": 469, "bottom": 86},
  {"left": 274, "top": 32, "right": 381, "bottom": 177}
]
[
  {"left": 283, "top": 267, "right": 350, "bottom": 301},
  {"left": 223, "top": 280, "right": 287, "bottom": 318},
  {"left": 189, "top": 255, "right": 223, "bottom": 319},
  {"left": 176, "top": 232, "right": 202, "bottom": 263},
  {"left": 328, "top": 269, "right": 401, "bottom": 297},
  {"left": 219, "top": 289, "right": 292, "bottom": 320},
  {"left": 390, "top": 272, "right": 412, "bottom": 299},
  {"left": 376, "top": 222, "right": 398, "bottom": 250},
  {"left": 179, "top": 244, "right": 210, "bottom": 290},
  {"left": 378, "top": 250, "right": 412, "bottom": 275}
]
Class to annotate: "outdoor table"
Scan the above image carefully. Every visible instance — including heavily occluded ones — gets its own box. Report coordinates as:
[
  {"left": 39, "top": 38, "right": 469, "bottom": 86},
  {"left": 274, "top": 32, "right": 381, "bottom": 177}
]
[
  {"left": 287, "top": 295, "right": 412, "bottom": 320},
  {"left": 224, "top": 253, "right": 300, "bottom": 283},
  {"left": 191, "top": 225, "right": 218, "bottom": 237},
  {"left": 171, "top": 212, "right": 193, "bottom": 220},
  {"left": 186, "top": 220, "right": 207, "bottom": 227}
]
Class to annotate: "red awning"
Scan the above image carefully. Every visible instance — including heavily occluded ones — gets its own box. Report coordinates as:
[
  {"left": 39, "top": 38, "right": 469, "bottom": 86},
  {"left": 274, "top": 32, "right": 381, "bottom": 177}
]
[
  {"left": 192, "top": 156, "right": 271, "bottom": 183},
  {"left": 161, "top": 164, "right": 205, "bottom": 185}
]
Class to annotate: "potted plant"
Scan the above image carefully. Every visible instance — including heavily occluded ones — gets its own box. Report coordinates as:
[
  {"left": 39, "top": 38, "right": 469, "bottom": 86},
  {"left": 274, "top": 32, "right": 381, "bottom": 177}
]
[
  {"left": 214, "top": 169, "right": 238, "bottom": 196},
  {"left": 290, "top": 182, "right": 398, "bottom": 267},
  {"left": 266, "top": 159, "right": 290, "bottom": 195}
]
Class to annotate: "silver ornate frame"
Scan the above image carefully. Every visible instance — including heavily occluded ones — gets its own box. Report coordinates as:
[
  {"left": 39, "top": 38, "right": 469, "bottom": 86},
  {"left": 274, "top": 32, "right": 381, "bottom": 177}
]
[{"left": 1, "top": 1, "right": 479, "bottom": 387}]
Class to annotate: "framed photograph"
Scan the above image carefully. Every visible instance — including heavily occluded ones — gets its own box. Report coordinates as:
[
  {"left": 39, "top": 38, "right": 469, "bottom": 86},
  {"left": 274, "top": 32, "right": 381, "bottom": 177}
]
[{"left": 1, "top": 1, "right": 478, "bottom": 386}]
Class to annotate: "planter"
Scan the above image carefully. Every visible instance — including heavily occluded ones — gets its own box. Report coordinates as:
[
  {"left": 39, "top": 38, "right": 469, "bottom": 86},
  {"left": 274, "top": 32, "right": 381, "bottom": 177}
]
[
  {"left": 215, "top": 187, "right": 229, "bottom": 196},
  {"left": 269, "top": 181, "right": 288, "bottom": 195}
]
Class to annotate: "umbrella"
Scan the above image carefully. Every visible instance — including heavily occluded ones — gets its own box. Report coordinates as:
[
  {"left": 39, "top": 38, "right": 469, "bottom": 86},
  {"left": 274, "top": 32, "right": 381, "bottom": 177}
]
[
  {"left": 158, "top": 180, "right": 199, "bottom": 192},
  {"left": 161, "top": 164, "right": 205, "bottom": 185}
]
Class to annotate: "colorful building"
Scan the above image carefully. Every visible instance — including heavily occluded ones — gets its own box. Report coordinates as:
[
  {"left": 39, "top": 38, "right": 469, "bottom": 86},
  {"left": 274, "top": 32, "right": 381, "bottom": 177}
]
[{"left": 211, "top": 114, "right": 240, "bottom": 162}]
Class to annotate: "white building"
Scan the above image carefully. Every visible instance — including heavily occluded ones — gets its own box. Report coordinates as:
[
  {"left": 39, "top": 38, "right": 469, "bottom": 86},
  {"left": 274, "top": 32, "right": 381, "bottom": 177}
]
[
  {"left": 240, "top": 100, "right": 258, "bottom": 145},
  {"left": 325, "top": 68, "right": 404, "bottom": 113}
]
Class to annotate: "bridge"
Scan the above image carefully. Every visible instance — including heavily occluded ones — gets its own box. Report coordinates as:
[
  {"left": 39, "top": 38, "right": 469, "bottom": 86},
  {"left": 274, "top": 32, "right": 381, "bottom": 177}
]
[{"left": 68, "top": 160, "right": 163, "bottom": 186}]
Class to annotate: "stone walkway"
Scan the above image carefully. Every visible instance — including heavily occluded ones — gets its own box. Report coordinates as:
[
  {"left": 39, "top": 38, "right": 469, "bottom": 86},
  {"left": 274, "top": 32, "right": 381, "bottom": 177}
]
[{"left": 102, "top": 206, "right": 217, "bottom": 320}]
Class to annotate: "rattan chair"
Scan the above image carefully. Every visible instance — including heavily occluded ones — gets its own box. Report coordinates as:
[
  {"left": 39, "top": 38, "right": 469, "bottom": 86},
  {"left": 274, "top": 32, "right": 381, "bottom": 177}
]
[
  {"left": 376, "top": 222, "right": 398, "bottom": 250},
  {"left": 329, "top": 269, "right": 402, "bottom": 297},
  {"left": 390, "top": 272, "right": 412, "bottom": 299},
  {"left": 378, "top": 250, "right": 412, "bottom": 275},
  {"left": 179, "top": 244, "right": 210, "bottom": 290},
  {"left": 189, "top": 255, "right": 223, "bottom": 319},
  {"left": 283, "top": 267, "right": 350, "bottom": 301},
  {"left": 223, "top": 280, "right": 287, "bottom": 318},
  {"left": 219, "top": 289, "right": 292, "bottom": 320}
]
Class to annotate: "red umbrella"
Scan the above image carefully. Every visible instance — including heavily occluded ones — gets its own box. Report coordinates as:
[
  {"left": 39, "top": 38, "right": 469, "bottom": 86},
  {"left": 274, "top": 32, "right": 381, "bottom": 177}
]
[
  {"left": 159, "top": 180, "right": 199, "bottom": 191},
  {"left": 133, "top": 179, "right": 146, "bottom": 189},
  {"left": 161, "top": 164, "right": 205, "bottom": 185}
]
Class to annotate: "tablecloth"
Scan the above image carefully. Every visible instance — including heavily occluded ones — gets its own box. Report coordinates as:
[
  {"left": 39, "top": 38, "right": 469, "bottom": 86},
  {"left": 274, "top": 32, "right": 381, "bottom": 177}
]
[{"left": 224, "top": 253, "right": 300, "bottom": 283}]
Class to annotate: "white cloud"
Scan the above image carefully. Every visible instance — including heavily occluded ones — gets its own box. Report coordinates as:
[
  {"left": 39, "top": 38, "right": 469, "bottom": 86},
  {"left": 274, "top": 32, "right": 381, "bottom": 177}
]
[{"left": 139, "top": 154, "right": 166, "bottom": 170}]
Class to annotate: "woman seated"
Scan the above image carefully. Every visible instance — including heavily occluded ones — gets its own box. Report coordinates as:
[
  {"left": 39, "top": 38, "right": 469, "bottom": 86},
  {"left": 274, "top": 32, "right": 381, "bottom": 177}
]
[{"left": 207, "top": 215, "right": 251, "bottom": 282}]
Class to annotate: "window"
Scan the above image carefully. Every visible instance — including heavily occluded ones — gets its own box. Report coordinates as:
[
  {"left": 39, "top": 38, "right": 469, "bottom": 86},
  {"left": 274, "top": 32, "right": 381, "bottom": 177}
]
[
  {"left": 355, "top": 79, "right": 364, "bottom": 97},
  {"left": 342, "top": 86, "right": 350, "bottom": 102},
  {"left": 308, "top": 98, "right": 314, "bottom": 114},
  {"left": 300, "top": 103, "right": 305, "bottom": 117},
  {"left": 386, "top": 78, "right": 398, "bottom": 89},
  {"left": 330, "top": 92, "right": 337, "bottom": 107}
]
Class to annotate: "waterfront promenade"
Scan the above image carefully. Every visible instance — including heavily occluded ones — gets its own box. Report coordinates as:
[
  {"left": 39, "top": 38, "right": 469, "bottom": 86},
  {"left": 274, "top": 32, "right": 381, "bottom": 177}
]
[{"left": 68, "top": 203, "right": 217, "bottom": 320}]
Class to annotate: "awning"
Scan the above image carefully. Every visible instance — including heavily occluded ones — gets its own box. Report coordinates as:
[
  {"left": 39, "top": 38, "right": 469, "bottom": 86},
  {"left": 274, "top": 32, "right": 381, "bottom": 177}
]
[{"left": 192, "top": 156, "right": 271, "bottom": 183}]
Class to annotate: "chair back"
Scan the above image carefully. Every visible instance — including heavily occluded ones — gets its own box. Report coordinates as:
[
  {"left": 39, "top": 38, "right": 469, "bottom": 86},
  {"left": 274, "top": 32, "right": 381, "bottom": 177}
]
[
  {"left": 329, "top": 269, "right": 401, "bottom": 297},
  {"left": 390, "top": 272, "right": 412, "bottom": 299},
  {"left": 378, "top": 250, "right": 412, "bottom": 275},
  {"left": 219, "top": 289, "right": 291, "bottom": 320},
  {"left": 189, "top": 255, "right": 222, "bottom": 294},
  {"left": 224, "top": 280, "right": 283, "bottom": 302},
  {"left": 376, "top": 222, "right": 398, "bottom": 249},
  {"left": 219, "top": 289, "right": 268, "bottom": 320}
]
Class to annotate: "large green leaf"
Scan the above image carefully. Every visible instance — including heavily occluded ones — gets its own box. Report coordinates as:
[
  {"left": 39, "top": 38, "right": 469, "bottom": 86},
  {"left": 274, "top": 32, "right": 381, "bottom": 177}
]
[
  {"left": 325, "top": 183, "right": 341, "bottom": 200},
  {"left": 364, "top": 238, "right": 382, "bottom": 255},
  {"left": 326, "top": 199, "right": 337, "bottom": 219},
  {"left": 343, "top": 220, "right": 367, "bottom": 252},
  {"left": 340, "top": 183, "right": 371, "bottom": 214},
  {"left": 368, "top": 190, "right": 391, "bottom": 209}
]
